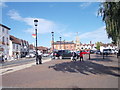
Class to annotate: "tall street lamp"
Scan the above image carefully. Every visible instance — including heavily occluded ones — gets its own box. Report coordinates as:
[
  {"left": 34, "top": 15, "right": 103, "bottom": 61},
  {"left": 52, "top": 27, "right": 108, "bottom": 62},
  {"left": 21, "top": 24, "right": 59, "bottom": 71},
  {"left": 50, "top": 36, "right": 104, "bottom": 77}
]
[
  {"left": 64, "top": 40, "right": 65, "bottom": 50},
  {"left": 51, "top": 32, "right": 54, "bottom": 52},
  {"left": 34, "top": 19, "right": 38, "bottom": 64},
  {"left": 60, "top": 37, "right": 61, "bottom": 50}
]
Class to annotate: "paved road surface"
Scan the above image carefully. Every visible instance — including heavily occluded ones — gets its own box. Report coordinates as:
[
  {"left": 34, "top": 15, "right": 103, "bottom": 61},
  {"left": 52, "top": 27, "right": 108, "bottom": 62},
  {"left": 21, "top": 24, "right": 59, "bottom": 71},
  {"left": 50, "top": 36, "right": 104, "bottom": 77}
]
[{"left": 1, "top": 54, "right": 120, "bottom": 88}]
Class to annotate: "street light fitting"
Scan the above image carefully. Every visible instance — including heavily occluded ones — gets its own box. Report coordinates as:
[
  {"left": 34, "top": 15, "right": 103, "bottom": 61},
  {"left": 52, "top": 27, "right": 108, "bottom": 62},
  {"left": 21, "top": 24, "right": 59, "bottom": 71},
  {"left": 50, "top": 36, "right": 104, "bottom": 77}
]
[
  {"left": 34, "top": 20, "right": 38, "bottom": 26},
  {"left": 51, "top": 32, "right": 54, "bottom": 34}
]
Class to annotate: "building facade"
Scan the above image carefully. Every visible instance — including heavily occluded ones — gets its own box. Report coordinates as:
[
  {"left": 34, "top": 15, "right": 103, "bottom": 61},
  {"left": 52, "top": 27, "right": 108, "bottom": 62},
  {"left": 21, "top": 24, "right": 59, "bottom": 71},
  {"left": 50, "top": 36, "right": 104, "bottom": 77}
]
[
  {"left": 29, "top": 44, "right": 35, "bottom": 53},
  {"left": 0, "top": 24, "right": 10, "bottom": 60},
  {"left": 9, "top": 35, "right": 21, "bottom": 60},
  {"left": 53, "top": 41, "right": 75, "bottom": 51},
  {"left": 100, "top": 43, "right": 118, "bottom": 52},
  {"left": 37, "top": 46, "right": 49, "bottom": 53},
  {"left": 20, "top": 40, "right": 29, "bottom": 57},
  {"left": 51, "top": 34, "right": 96, "bottom": 51}
]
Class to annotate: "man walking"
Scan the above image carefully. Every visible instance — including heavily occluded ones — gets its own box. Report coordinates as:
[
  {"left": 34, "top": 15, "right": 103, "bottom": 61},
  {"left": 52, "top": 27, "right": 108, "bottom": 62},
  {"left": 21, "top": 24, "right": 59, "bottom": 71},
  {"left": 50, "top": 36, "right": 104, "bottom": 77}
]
[{"left": 36, "top": 50, "right": 42, "bottom": 65}]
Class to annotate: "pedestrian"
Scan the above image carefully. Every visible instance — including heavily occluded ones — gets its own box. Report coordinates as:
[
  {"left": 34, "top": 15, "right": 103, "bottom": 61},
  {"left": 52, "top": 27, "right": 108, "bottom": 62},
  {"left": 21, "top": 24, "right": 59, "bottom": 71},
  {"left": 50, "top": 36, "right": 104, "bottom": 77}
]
[
  {"left": 2, "top": 54, "right": 4, "bottom": 62},
  {"left": 4, "top": 54, "right": 7, "bottom": 61},
  {"left": 36, "top": 50, "right": 42, "bottom": 65},
  {"left": 72, "top": 51, "right": 77, "bottom": 61},
  {"left": 79, "top": 51, "right": 83, "bottom": 61}
]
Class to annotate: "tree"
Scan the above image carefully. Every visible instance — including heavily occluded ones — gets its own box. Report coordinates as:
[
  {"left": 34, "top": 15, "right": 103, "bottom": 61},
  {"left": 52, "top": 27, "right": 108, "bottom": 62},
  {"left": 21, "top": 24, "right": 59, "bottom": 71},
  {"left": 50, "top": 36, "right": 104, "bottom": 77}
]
[
  {"left": 95, "top": 42, "right": 102, "bottom": 50},
  {"left": 99, "top": 1, "right": 120, "bottom": 50}
]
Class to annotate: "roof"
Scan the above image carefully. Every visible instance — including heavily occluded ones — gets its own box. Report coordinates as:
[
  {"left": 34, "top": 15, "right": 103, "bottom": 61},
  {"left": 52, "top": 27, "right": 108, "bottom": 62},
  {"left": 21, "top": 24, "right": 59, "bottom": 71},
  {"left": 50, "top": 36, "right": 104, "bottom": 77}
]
[
  {"left": 82, "top": 44, "right": 95, "bottom": 46},
  {"left": 10, "top": 35, "right": 21, "bottom": 45},
  {"left": 54, "top": 41, "right": 74, "bottom": 45},
  {"left": 101, "top": 43, "right": 116, "bottom": 47},
  {"left": 0, "top": 24, "right": 10, "bottom": 30},
  {"left": 37, "top": 46, "right": 48, "bottom": 50},
  {"left": 29, "top": 44, "right": 35, "bottom": 49}
]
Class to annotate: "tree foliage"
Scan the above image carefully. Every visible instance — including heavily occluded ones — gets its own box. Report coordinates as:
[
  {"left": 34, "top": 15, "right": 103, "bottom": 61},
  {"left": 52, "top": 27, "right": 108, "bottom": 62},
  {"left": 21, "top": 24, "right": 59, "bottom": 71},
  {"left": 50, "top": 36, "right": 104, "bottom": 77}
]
[
  {"left": 99, "top": 1, "right": 120, "bottom": 44},
  {"left": 96, "top": 42, "right": 102, "bottom": 50}
]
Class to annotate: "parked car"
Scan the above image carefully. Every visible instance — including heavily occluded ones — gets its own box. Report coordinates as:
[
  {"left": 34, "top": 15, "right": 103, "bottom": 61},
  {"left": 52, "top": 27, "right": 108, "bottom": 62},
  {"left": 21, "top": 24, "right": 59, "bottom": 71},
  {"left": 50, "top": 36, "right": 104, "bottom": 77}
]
[
  {"left": 81, "top": 50, "right": 90, "bottom": 54},
  {"left": 95, "top": 50, "right": 101, "bottom": 54},
  {"left": 26, "top": 53, "right": 35, "bottom": 58},
  {"left": 51, "top": 50, "right": 72, "bottom": 59},
  {"left": 103, "top": 49, "right": 111, "bottom": 55},
  {"left": 43, "top": 53, "right": 49, "bottom": 57},
  {"left": 90, "top": 50, "right": 95, "bottom": 54}
]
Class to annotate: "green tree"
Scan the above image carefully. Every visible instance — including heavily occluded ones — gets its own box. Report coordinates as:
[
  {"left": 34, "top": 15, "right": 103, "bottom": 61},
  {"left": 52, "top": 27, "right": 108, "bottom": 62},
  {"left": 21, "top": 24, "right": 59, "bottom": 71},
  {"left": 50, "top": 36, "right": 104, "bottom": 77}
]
[
  {"left": 99, "top": 1, "right": 120, "bottom": 49},
  {"left": 95, "top": 42, "right": 102, "bottom": 50}
]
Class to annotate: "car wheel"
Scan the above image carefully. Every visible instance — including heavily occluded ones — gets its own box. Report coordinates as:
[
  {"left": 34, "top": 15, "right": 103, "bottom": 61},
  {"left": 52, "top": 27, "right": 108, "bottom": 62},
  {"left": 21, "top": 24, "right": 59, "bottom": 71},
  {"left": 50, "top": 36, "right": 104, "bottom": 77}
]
[{"left": 59, "top": 56, "right": 63, "bottom": 59}]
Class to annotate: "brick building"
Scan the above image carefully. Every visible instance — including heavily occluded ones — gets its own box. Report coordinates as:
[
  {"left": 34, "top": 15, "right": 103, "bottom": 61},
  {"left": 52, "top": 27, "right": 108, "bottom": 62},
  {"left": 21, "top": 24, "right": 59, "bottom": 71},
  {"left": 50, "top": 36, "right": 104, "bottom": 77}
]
[
  {"left": 37, "top": 46, "right": 49, "bottom": 53},
  {"left": 53, "top": 41, "right": 75, "bottom": 51},
  {"left": 51, "top": 34, "right": 96, "bottom": 51}
]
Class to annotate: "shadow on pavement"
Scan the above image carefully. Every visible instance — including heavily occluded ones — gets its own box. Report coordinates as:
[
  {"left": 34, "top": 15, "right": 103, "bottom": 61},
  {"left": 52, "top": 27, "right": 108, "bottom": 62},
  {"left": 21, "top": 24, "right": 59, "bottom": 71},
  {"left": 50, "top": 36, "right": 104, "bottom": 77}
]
[
  {"left": 88, "top": 54, "right": 115, "bottom": 62},
  {"left": 88, "top": 58, "right": 113, "bottom": 62},
  {"left": 49, "top": 60, "right": 120, "bottom": 77}
]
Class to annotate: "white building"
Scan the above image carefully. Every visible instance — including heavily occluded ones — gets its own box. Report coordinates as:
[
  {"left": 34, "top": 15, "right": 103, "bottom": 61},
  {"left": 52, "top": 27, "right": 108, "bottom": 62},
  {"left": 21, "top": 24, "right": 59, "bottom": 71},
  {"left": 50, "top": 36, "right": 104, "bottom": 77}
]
[
  {"left": 0, "top": 24, "right": 10, "bottom": 60},
  {"left": 9, "top": 35, "right": 21, "bottom": 60},
  {"left": 80, "top": 43, "right": 97, "bottom": 50},
  {"left": 100, "top": 43, "right": 118, "bottom": 53}
]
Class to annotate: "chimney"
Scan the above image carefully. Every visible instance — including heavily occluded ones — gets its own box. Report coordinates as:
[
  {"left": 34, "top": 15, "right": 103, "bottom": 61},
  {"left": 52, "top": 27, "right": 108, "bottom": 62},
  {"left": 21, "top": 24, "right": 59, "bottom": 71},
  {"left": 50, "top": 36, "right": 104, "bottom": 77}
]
[{"left": 90, "top": 41, "right": 92, "bottom": 44}]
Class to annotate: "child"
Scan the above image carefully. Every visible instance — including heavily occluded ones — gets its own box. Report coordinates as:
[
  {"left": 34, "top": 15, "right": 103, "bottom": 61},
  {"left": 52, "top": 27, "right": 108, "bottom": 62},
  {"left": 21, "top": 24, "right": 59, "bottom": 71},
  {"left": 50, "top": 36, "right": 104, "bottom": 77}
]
[{"left": 79, "top": 51, "right": 83, "bottom": 61}]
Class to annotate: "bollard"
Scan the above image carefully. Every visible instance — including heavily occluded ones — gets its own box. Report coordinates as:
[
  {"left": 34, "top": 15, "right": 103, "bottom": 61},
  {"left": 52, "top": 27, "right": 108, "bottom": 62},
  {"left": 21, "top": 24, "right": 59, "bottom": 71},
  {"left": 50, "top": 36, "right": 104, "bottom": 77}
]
[
  {"left": 89, "top": 53, "right": 90, "bottom": 60},
  {"left": 103, "top": 53, "right": 104, "bottom": 59}
]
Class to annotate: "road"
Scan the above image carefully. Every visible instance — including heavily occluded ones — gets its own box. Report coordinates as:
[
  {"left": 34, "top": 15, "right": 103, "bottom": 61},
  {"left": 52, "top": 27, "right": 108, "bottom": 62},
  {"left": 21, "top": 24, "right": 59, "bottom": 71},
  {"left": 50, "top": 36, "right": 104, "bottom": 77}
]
[
  {"left": 1, "top": 54, "right": 120, "bottom": 88},
  {"left": 0, "top": 56, "right": 50, "bottom": 68}
]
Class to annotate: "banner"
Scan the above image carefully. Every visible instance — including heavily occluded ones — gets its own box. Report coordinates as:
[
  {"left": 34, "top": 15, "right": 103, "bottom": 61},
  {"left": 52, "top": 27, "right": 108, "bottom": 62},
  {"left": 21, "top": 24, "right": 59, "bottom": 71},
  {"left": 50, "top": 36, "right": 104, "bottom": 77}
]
[{"left": 32, "top": 34, "right": 36, "bottom": 38}]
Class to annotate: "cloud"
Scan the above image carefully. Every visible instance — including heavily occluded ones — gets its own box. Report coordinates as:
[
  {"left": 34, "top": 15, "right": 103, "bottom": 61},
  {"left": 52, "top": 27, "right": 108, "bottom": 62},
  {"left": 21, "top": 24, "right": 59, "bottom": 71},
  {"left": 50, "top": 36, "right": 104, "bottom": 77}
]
[
  {"left": 62, "top": 32, "right": 75, "bottom": 37},
  {"left": 8, "top": 10, "right": 58, "bottom": 34},
  {"left": 0, "top": 2, "right": 7, "bottom": 7},
  {"left": 8, "top": 10, "right": 22, "bottom": 21},
  {"left": 80, "top": 2, "right": 92, "bottom": 8},
  {"left": 79, "top": 26, "right": 112, "bottom": 43}
]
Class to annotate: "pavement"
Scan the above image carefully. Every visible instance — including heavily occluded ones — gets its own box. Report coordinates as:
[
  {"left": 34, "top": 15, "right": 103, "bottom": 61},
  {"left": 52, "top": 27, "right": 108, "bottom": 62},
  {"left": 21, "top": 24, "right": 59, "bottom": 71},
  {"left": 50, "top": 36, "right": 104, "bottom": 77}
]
[
  {"left": 1, "top": 58, "right": 51, "bottom": 75},
  {"left": 1, "top": 54, "right": 120, "bottom": 88}
]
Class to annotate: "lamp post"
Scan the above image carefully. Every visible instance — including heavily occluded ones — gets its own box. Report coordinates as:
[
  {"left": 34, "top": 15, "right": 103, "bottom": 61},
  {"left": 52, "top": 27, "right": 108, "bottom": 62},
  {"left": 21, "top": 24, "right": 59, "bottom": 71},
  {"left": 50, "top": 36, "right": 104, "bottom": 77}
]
[
  {"left": 60, "top": 37, "right": 61, "bottom": 50},
  {"left": 64, "top": 40, "right": 65, "bottom": 50},
  {"left": 51, "top": 32, "right": 54, "bottom": 52},
  {"left": 34, "top": 19, "right": 38, "bottom": 64}
]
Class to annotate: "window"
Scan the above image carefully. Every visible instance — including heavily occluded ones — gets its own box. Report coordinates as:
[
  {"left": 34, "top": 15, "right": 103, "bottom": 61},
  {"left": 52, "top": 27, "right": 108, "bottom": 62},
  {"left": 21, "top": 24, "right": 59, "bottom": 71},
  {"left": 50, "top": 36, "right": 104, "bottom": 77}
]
[
  {"left": 2, "top": 37, "right": 4, "bottom": 42},
  {"left": 17, "top": 45, "right": 18, "bottom": 49},
  {"left": 13, "top": 44, "right": 15, "bottom": 49},
  {"left": 7, "top": 30, "right": 8, "bottom": 34},
  {"left": 7, "top": 38, "right": 8, "bottom": 43},
  {"left": 2, "top": 28, "right": 4, "bottom": 33}
]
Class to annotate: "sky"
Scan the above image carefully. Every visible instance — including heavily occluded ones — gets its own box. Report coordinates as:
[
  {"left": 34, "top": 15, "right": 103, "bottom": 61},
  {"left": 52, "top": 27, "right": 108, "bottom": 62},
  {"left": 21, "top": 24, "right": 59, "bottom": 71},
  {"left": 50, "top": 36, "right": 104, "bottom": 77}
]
[{"left": 1, "top": 1, "right": 112, "bottom": 47}]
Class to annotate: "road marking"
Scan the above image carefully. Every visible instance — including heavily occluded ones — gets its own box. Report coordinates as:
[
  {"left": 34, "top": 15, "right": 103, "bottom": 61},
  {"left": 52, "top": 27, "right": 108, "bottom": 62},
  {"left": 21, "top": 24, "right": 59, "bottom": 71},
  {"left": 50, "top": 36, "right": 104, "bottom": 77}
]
[{"left": 0, "top": 59, "right": 51, "bottom": 75}]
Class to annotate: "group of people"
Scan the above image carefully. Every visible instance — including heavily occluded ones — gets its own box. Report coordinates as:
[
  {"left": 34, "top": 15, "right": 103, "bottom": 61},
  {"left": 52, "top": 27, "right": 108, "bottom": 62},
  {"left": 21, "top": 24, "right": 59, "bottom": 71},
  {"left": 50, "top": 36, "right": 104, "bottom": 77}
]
[{"left": 72, "top": 51, "right": 84, "bottom": 61}]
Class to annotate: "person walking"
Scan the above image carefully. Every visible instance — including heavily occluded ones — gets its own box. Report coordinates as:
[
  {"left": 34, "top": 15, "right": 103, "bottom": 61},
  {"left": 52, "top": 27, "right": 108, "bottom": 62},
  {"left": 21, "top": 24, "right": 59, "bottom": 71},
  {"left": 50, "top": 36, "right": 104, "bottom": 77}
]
[
  {"left": 2, "top": 54, "right": 4, "bottom": 62},
  {"left": 79, "top": 51, "right": 83, "bottom": 61},
  {"left": 36, "top": 50, "right": 42, "bottom": 65},
  {"left": 72, "top": 51, "right": 77, "bottom": 61}
]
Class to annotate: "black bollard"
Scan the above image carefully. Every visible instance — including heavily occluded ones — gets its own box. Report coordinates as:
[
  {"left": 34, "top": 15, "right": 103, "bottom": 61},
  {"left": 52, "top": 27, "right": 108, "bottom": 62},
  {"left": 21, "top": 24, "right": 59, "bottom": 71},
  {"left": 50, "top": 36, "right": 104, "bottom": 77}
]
[
  {"left": 89, "top": 53, "right": 90, "bottom": 60},
  {"left": 103, "top": 53, "right": 104, "bottom": 59}
]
